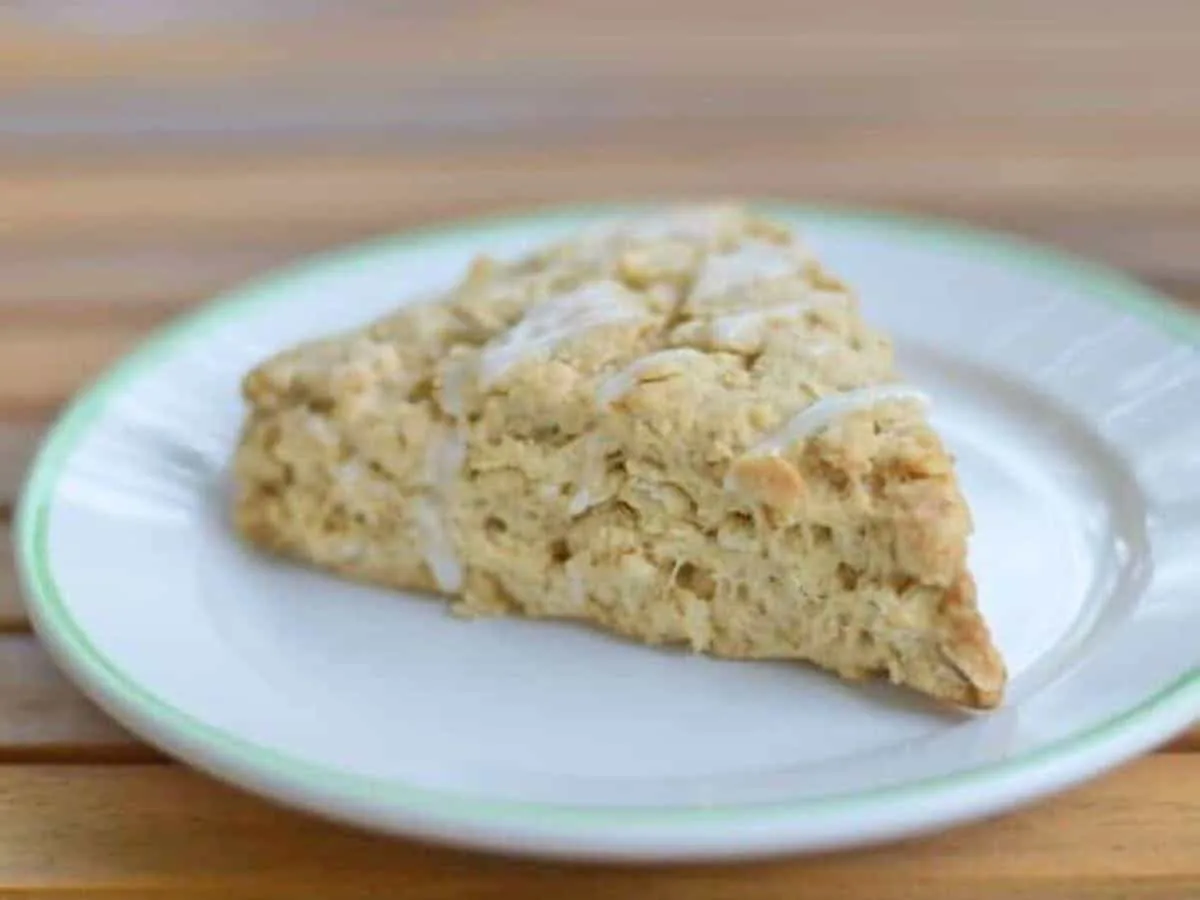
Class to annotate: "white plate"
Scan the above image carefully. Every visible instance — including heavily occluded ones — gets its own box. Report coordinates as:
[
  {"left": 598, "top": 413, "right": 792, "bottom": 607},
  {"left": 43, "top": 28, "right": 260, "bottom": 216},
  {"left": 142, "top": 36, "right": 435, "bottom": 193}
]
[{"left": 15, "top": 203, "right": 1200, "bottom": 862}]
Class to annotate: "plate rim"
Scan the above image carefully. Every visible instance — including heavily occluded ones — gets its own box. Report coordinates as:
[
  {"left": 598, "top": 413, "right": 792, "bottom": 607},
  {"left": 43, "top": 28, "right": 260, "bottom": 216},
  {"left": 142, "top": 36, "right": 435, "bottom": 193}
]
[{"left": 13, "top": 201, "right": 1200, "bottom": 857}]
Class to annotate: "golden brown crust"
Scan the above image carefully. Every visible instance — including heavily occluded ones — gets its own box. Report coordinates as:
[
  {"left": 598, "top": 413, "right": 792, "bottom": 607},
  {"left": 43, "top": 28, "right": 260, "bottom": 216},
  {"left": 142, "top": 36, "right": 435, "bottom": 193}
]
[{"left": 935, "top": 572, "right": 1007, "bottom": 709}]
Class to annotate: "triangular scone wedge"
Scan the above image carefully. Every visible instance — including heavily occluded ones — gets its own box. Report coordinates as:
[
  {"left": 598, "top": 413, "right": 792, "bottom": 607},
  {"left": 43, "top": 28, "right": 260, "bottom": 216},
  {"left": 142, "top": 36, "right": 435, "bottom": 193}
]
[{"left": 233, "top": 204, "right": 1007, "bottom": 709}]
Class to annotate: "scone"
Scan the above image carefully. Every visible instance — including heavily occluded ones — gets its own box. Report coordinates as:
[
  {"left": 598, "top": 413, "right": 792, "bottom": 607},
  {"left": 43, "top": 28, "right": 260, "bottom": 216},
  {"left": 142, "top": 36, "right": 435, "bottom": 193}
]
[{"left": 232, "top": 204, "right": 1006, "bottom": 709}]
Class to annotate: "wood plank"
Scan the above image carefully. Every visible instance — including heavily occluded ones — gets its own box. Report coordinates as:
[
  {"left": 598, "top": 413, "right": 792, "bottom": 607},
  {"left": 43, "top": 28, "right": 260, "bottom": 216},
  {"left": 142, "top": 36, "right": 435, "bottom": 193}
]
[
  {"left": 8, "top": 0, "right": 1200, "bottom": 48},
  {"left": 4, "top": 8, "right": 1198, "bottom": 96},
  {"left": 6, "top": 60, "right": 1200, "bottom": 156},
  {"left": 0, "top": 242, "right": 307, "bottom": 323},
  {"left": 1166, "top": 728, "right": 1200, "bottom": 753},
  {"left": 0, "top": 635, "right": 153, "bottom": 761},
  {"left": 0, "top": 421, "right": 38, "bottom": 507},
  {"left": 5, "top": 5, "right": 1199, "bottom": 82},
  {"left": 0, "top": 528, "right": 23, "bottom": 633},
  {"left": 0, "top": 424, "right": 39, "bottom": 630},
  {"left": 4, "top": 133, "right": 1200, "bottom": 247},
  {"left": 0, "top": 756, "right": 1197, "bottom": 897},
  {"left": 4, "top": 2, "right": 1194, "bottom": 167},
  {"left": 0, "top": 325, "right": 142, "bottom": 415}
]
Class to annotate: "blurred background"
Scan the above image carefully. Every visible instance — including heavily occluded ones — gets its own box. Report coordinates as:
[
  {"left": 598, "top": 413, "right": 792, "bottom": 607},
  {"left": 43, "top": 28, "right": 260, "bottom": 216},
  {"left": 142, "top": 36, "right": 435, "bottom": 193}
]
[{"left": 0, "top": 1, "right": 1198, "bottom": 411}]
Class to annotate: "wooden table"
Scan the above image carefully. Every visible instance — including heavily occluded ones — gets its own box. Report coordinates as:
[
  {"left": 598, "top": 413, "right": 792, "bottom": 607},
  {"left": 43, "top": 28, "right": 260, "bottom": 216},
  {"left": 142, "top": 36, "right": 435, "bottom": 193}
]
[{"left": 2, "top": 4, "right": 1198, "bottom": 896}]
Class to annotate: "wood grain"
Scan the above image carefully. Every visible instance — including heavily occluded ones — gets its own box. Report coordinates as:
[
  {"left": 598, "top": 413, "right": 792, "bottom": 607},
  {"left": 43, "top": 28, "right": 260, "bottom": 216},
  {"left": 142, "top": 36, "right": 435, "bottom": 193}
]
[
  {"left": 1169, "top": 729, "right": 1200, "bottom": 753},
  {"left": 5, "top": 142, "right": 1200, "bottom": 247},
  {"left": 0, "top": 637, "right": 152, "bottom": 762},
  {"left": 0, "top": 242, "right": 306, "bottom": 323},
  {"left": 0, "top": 757, "right": 1196, "bottom": 897},
  {"left": 0, "top": 532, "right": 22, "bottom": 634},
  {"left": 1, "top": 425, "right": 38, "bottom": 631},
  {"left": 4, "top": 3, "right": 1200, "bottom": 158},
  {"left": 0, "top": 2, "right": 1197, "bottom": 893},
  {"left": 0, "top": 326, "right": 142, "bottom": 415},
  {"left": 0, "top": 424, "right": 39, "bottom": 498}
]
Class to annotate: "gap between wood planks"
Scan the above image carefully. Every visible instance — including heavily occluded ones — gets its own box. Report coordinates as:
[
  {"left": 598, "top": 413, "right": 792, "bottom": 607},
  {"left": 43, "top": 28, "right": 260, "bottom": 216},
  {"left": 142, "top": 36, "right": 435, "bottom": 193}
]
[
  {"left": 0, "top": 757, "right": 1197, "bottom": 897},
  {"left": 1, "top": 424, "right": 37, "bottom": 633},
  {"left": 0, "top": 636, "right": 161, "bottom": 763}
]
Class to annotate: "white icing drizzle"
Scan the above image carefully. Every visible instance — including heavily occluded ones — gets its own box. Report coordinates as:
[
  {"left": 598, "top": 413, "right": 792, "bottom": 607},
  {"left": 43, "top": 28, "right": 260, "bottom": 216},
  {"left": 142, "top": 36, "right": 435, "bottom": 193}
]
[
  {"left": 568, "top": 433, "right": 615, "bottom": 516},
  {"left": 729, "top": 385, "right": 930, "bottom": 479},
  {"left": 567, "top": 488, "right": 593, "bottom": 517},
  {"left": 426, "top": 425, "right": 468, "bottom": 494},
  {"left": 708, "top": 293, "right": 846, "bottom": 349},
  {"left": 477, "top": 280, "right": 647, "bottom": 387},
  {"left": 412, "top": 496, "right": 463, "bottom": 593},
  {"left": 691, "top": 240, "right": 807, "bottom": 304},
  {"left": 594, "top": 348, "right": 707, "bottom": 407},
  {"left": 414, "top": 424, "right": 468, "bottom": 593},
  {"left": 437, "top": 356, "right": 473, "bottom": 419}
]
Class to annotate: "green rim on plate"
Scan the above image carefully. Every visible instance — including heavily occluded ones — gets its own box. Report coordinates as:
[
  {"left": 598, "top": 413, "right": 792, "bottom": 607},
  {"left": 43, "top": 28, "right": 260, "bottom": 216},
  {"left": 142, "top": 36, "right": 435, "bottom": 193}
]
[{"left": 14, "top": 202, "right": 1200, "bottom": 831}]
